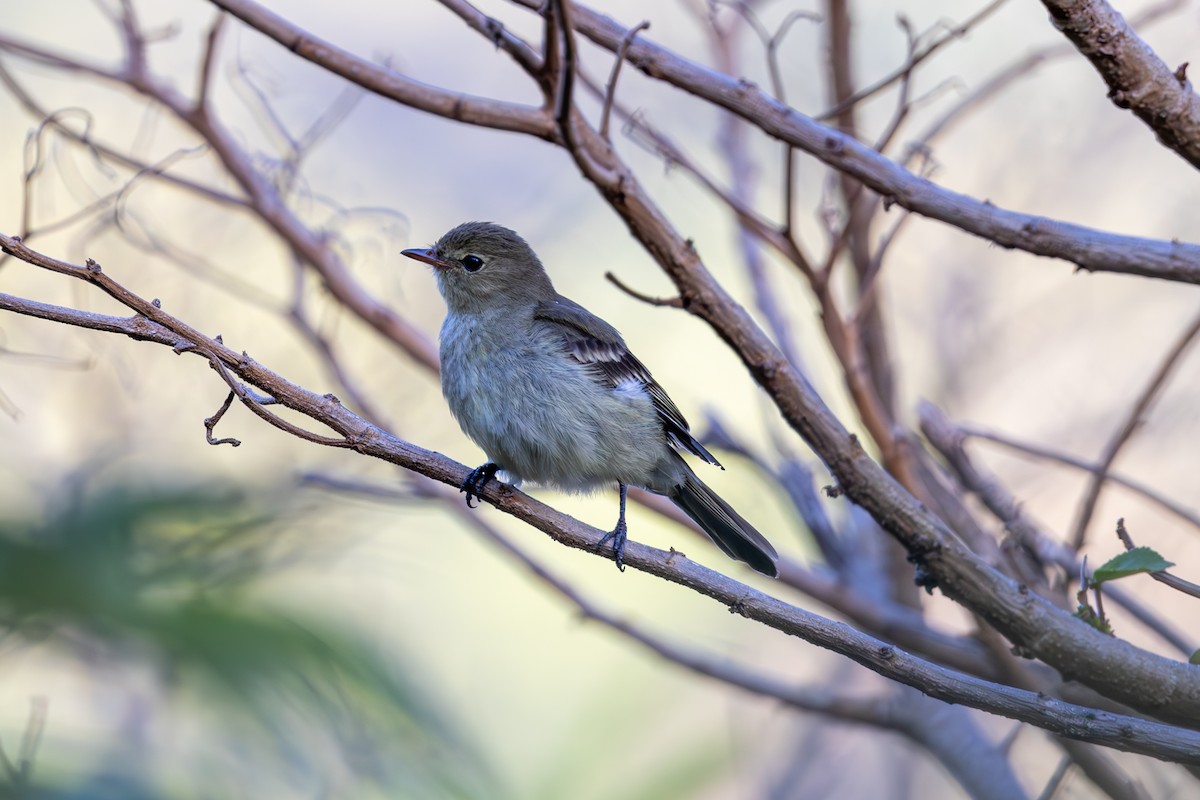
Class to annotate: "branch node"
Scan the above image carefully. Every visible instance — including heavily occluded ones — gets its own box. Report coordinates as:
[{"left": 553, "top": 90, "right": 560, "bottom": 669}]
[
  {"left": 204, "top": 390, "right": 242, "bottom": 447},
  {"left": 604, "top": 271, "right": 682, "bottom": 307},
  {"left": 483, "top": 16, "right": 505, "bottom": 48}
]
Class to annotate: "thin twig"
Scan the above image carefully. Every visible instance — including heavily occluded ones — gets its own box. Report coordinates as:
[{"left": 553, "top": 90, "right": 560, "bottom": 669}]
[
  {"left": 436, "top": 0, "right": 544, "bottom": 79},
  {"left": 1036, "top": 757, "right": 1072, "bottom": 800},
  {"left": 203, "top": 350, "right": 351, "bottom": 448},
  {"left": 6, "top": 231, "right": 1200, "bottom": 760},
  {"left": 598, "top": 20, "right": 648, "bottom": 140},
  {"left": 920, "top": 401, "right": 1197, "bottom": 657},
  {"left": 0, "top": 28, "right": 443, "bottom": 371},
  {"left": 529, "top": 1, "right": 1200, "bottom": 283},
  {"left": 907, "top": 0, "right": 1186, "bottom": 161},
  {"left": 697, "top": 9, "right": 807, "bottom": 371},
  {"left": 297, "top": 474, "right": 1200, "bottom": 771},
  {"left": 817, "top": 0, "right": 1011, "bottom": 120},
  {"left": 547, "top": 0, "right": 575, "bottom": 141},
  {"left": 196, "top": 12, "right": 225, "bottom": 109},
  {"left": 960, "top": 425, "right": 1200, "bottom": 534},
  {"left": 1116, "top": 519, "right": 1200, "bottom": 601},
  {"left": 870, "top": 14, "right": 918, "bottom": 153},
  {"left": 0, "top": 61, "right": 246, "bottom": 209},
  {"left": 604, "top": 271, "right": 682, "bottom": 307},
  {"left": 1068, "top": 307, "right": 1200, "bottom": 550},
  {"left": 204, "top": 390, "right": 242, "bottom": 446}
]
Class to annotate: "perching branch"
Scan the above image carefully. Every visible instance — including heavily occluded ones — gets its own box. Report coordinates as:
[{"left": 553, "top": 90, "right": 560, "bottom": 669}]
[
  {"left": 3, "top": 235, "right": 1200, "bottom": 764},
  {"left": 184, "top": 0, "right": 1200, "bottom": 727},
  {"left": 6, "top": 1, "right": 1200, "bottom": 785}
]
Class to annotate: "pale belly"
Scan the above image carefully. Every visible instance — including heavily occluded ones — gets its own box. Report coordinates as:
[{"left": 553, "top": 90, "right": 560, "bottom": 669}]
[{"left": 439, "top": 312, "right": 667, "bottom": 492}]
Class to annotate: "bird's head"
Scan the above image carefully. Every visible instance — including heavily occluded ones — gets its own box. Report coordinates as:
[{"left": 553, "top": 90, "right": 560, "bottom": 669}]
[{"left": 402, "top": 221, "right": 555, "bottom": 313}]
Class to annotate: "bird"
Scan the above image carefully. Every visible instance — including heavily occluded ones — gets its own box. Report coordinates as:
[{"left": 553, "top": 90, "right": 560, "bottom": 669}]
[{"left": 402, "top": 222, "right": 778, "bottom": 577}]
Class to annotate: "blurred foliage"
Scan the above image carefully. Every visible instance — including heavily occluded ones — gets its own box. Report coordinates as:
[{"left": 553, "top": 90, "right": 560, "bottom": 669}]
[
  {"left": 524, "top": 682, "right": 733, "bottom": 800},
  {"left": 0, "top": 477, "right": 495, "bottom": 799}
]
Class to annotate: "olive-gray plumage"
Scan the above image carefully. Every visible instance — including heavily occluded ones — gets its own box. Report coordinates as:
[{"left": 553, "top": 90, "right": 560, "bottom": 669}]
[{"left": 402, "top": 221, "right": 778, "bottom": 577}]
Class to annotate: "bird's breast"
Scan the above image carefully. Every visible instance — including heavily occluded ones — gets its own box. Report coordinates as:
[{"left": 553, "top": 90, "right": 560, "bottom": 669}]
[{"left": 437, "top": 310, "right": 665, "bottom": 489}]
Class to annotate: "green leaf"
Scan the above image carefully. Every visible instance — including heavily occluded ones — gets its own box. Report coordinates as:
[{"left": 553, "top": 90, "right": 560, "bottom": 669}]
[
  {"left": 1190, "top": 650, "right": 1200, "bottom": 666},
  {"left": 1092, "top": 547, "right": 1174, "bottom": 585}
]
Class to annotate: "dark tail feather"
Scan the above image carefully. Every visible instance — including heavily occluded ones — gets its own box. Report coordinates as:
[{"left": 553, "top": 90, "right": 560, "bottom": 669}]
[{"left": 671, "top": 475, "right": 779, "bottom": 577}]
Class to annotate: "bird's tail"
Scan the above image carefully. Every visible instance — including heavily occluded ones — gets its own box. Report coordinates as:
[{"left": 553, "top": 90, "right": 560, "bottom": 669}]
[{"left": 671, "top": 474, "right": 778, "bottom": 577}]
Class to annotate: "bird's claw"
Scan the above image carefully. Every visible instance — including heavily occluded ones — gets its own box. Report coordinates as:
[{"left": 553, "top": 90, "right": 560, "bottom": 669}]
[
  {"left": 461, "top": 462, "right": 500, "bottom": 508},
  {"left": 596, "top": 519, "right": 628, "bottom": 572}
]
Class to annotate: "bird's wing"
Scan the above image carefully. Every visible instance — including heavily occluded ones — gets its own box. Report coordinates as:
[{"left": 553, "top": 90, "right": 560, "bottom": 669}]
[{"left": 533, "top": 296, "right": 721, "bottom": 467}]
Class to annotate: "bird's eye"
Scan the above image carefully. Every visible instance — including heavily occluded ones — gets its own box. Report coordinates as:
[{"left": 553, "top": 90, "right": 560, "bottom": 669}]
[{"left": 462, "top": 255, "right": 485, "bottom": 273}]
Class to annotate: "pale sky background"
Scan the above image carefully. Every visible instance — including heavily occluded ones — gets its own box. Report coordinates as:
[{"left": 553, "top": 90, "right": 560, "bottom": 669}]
[{"left": 1, "top": 0, "right": 1199, "bottom": 797}]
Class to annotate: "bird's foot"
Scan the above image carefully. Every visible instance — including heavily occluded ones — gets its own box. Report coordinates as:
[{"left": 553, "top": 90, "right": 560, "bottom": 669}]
[
  {"left": 461, "top": 462, "right": 500, "bottom": 508},
  {"left": 596, "top": 518, "right": 628, "bottom": 572}
]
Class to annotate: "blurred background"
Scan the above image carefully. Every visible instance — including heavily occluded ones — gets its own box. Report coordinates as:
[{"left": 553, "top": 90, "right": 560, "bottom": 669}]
[{"left": 1, "top": 0, "right": 1199, "bottom": 797}]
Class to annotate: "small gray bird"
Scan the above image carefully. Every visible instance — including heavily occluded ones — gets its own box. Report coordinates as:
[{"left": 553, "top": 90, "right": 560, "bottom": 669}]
[{"left": 402, "top": 222, "right": 778, "bottom": 577}]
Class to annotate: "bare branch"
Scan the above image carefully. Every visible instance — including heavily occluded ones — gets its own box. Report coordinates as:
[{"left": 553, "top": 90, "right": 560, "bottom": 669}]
[
  {"left": 598, "top": 20, "right": 649, "bottom": 140},
  {"left": 435, "top": 0, "right": 544, "bottom": 79},
  {"left": 211, "top": 0, "right": 1200, "bottom": 284},
  {"left": 205, "top": 0, "right": 552, "bottom": 138},
  {"left": 456, "top": 499, "right": 1026, "bottom": 800},
  {"left": 5, "top": 235, "right": 1200, "bottom": 762},
  {"left": 0, "top": 61, "right": 245, "bottom": 210},
  {"left": 959, "top": 424, "right": 1200, "bottom": 535},
  {"left": 0, "top": 290, "right": 179, "bottom": 346},
  {"left": 921, "top": 401, "right": 1197, "bottom": 658},
  {"left": 203, "top": 390, "right": 242, "bottom": 447},
  {"left": 546, "top": 0, "right": 576, "bottom": 140},
  {"left": 817, "top": 0, "right": 1012, "bottom": 121},
  {"left": 920, "top": 401, "right": 1075, "bottom": 580},
  {"left": 1068, "top": 307, "right": 1200, "bottom": 550},
  {"left": 603, "top": 271, "right": 682, "bottom": 308},
  {"left": 1038, "top": 0, "right": 1200, "bottom": 169},
  {"left": 536, "top": 0, "right": 1200, "bottom": 284},
  {"left": 196, "top": 12, "right": 226, "bottom": 109},
  {"left": 181, "top": 0, "right": 1200, "bottom": 725},
  {"left": 0, "top": 28, "right": 443, "bottom": 373},
  {"left": 1117, "top": 519, "right": 1200, "bottom": 601}
]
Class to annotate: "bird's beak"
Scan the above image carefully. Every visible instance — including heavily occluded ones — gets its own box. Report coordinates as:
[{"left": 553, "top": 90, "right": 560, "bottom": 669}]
[{"left": 401, "top": 247, "right": 453, "bottom": 270}]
